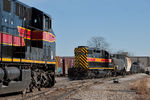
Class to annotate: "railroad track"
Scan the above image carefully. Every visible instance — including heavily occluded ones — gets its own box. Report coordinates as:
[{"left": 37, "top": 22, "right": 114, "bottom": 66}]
[
  {"left": 0, "top": 75, "right": 131, "bottom": 100},
  {"left": 20, "top": 76, "right": 121, "bottom": 100},
  {"left": 56, "top": 81, "right": 104, "bottom": 100},
  {"left": 21, "top": 81, "right": 94, "bottom": 100}
]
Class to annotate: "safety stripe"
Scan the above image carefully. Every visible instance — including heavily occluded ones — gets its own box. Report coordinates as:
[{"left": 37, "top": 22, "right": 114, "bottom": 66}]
[
  {"left": 32, "top": 39, "right": 56, "bottom": 42},
  {"left": 87, "top": 57, "right": 112, "bottom": 63},
  {"left": 13, "top": 58, "right": 21, "bottom": 62},
  {"left": 0, "top": 58, "right": 56, "bottom": 64},
  {"left": 22, "top": 59, "right": 45, "bottom": 63},
  {"left": 47, "top": 61, "right": 56, "bottom": 64},
  {"left": 89, "top": 67, "right": 115, "bottom": 70},
  {"left": 1, "top": 42, "right": 25, "bottom": 47},
  {"left": 74, "top": 47, "right": 88, "bottom": 70}
]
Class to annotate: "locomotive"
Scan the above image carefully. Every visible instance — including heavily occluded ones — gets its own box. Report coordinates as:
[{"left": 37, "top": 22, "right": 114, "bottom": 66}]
[
  {"left": 0, "top": 0, "right": 56, "bottom": 94},
  {"left": 68, "top": 46, "right": 114, "bottom": 79},
  {"left": 68, "top": 46, "right": 133, "bottom": 80}
]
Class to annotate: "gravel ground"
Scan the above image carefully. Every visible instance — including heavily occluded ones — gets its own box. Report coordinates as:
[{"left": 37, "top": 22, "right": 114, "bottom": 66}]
[
  {"left": 0, "top": 74, "right": 148, "bottom": 100},
  {"left": 68, "top": 74, "right": 148, "bottom": 100}
]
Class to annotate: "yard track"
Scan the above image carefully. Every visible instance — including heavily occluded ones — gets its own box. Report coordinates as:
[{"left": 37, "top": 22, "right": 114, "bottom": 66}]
[{"left": 0, "top": 75, "right": 136, "bottom": 100}]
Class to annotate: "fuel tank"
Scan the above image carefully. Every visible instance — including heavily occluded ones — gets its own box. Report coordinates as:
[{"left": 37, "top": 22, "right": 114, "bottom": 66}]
[
  {"left": 5, "top": 67, "right": 20, "bottom": 80},
  {"left": 0, "top": 68, "right": 4, "bottom": 80}
]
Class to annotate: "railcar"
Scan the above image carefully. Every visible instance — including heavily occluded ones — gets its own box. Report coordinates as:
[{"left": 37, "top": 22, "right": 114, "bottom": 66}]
[
  {"left": 68, "top": 46, "right": 114, "bottom": 79},
  {"left": 131, "top": 62, "right": 145, "bottom": 74},
  {"left": 55, "top": 56, "right": 74, "bottom": 76},
  {"left": 112, "top": 54, "right": 132, "bottom": 75},
  {"left": 0, "top": 0, "right": 56, "bottom": 94}
]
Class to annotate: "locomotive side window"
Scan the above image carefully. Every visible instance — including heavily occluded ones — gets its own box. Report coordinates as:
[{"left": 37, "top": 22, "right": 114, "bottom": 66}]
[
  {"left": 31, "top": 8, "right": 44, "bottom": 30},
  {"left": 102, "top": 51, "right": 109, "bottom": 58},
  {"left": 43, "top": 15, "right": 50, "bottom": 31},
  {"left": 34, "top": 17, "right": 41, "bottom": 25},
  {"left": 34, "top": 19, "right": 37, "bottom": 23},
  {"left": 3, "top": 0, "right": 11, "bottom": 12},
  {"left": 49, "top": 19, "right": 51, "bottom": 29},
  {"left": 33, "top": 16, "right": 42, "bottom": 29},
  {"left": 96, "top": 50, "right": 100, "bottom": 53},
  {"left": 88, "top": 50, "right": 92, "bottom": 54},
  {"left": 45, "top": 17, "right": 49, "bottom": 30}
]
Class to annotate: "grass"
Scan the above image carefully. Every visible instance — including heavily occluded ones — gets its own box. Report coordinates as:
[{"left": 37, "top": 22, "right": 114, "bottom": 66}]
[{"left": 130, "top": 77, "right": 150, "bottom": 100}]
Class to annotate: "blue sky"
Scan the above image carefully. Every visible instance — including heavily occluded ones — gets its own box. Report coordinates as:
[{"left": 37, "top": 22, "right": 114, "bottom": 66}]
[{"left": 20, "top": 0, "right": 150, "bottom": 56}]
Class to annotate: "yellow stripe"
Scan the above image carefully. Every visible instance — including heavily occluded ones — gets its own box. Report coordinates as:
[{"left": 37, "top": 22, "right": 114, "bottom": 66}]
[
  {"left": 2, "top": 58, "right": 12, "bottom": 62},
  {"left": 1, "top": 42, "right": 25, "bottom": 46},
  {"left": 89, "top": 67, "right": 115, "bottom": 70},
  {"left": 0, "top": 58, "right": 55, "bottom": 64},
  {"left": 47, "top": 61, "right": 56, "bottom": 64},
  {"left": 13, "top": 58, "right": 21, "bottom": 62},
  {"left": 21, "top": 59, "right": 45, "bottom": 64},
  {"left": 21, "top": 59, "right": 33, "bottom": 63},
  {"left": 2, "top": 43, "right": 12, "bottom": 46},
  {"left": 34, "top": 60, "right": 45, "bottom": 63},
  {"left": 24, "top": 37, "right": 31, "bottom": 40},
  {"left": 32, "top": 39, "right": 56, "bottom": 42}
]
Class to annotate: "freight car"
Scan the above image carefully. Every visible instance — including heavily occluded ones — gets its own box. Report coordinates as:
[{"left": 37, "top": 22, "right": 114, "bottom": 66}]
[
  {"left": 56, "top": 56, "right": 74, "bottom": 76},
  {"left": 68, "top": 46, "right": 114, "bottom": 79},
  {"left": 112, "top": 54, "right": 132, "bottom": 75},
  {"left": 130, "top": 62, "right": 145, "bottom": 74},
  {"left": 0, "top": 0, "right": 56, "bottom": 94}
]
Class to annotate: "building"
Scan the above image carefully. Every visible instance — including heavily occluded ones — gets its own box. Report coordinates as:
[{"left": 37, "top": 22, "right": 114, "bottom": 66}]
[{"left": 129, "top": 56, "right": 150, "bottom": 67}]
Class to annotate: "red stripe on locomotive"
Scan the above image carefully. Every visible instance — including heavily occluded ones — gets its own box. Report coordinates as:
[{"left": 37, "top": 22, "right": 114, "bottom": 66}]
[
  {"left": 87, "top": 58, "right": 112, "bottom": 63},
  {"left": 18, "top": 26, "right": 31, "bottom": 39},
  {"left": 32, "top": 31, "right": 56, "bottom": 42},
  {"left": 87, "top": 58, "right": 96, "bottom": 62},
  {"left": 0, "top": 33, "right": 25, "bottom": 46}
]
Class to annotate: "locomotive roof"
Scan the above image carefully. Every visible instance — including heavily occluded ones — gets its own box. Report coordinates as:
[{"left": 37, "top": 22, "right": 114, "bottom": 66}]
[
  {"left": 77, "top": 46, "right": 108, "bottom": 52},
  {"left": 16, "top": 0, "right": 30, "bottom": 8},
  {"left": 16, "top": 0, "right": 52, "bottom": 18}
]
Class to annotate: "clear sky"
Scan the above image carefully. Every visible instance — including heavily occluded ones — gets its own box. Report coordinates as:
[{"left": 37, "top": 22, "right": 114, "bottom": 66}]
[{"left": 20, "top": 0, "right": 150, "bottom": 56}]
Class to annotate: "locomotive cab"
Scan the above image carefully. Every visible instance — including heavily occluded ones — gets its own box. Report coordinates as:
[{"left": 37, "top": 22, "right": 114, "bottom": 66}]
[
  {"left": 31, "top": 7, "right": 52, "bottom": 32},
  {"left": 87, "top": 48, "right": 113, "bottom": 77}
]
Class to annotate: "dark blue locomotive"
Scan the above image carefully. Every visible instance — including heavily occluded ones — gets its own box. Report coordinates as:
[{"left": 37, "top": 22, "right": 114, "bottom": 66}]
[
  {"left": 68, "top": 46, "right": 114, "bottom": 80},
  {"left": 0, "top": 0, "right": 56, "bottom": 94}
]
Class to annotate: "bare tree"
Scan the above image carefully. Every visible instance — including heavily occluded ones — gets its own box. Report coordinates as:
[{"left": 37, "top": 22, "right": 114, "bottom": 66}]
[
  {"left": 87, "top": 36, "right": 109, "bottom": 50},
  {"left": 116, "top": 49, "right": 134, "bottom": 56}
]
